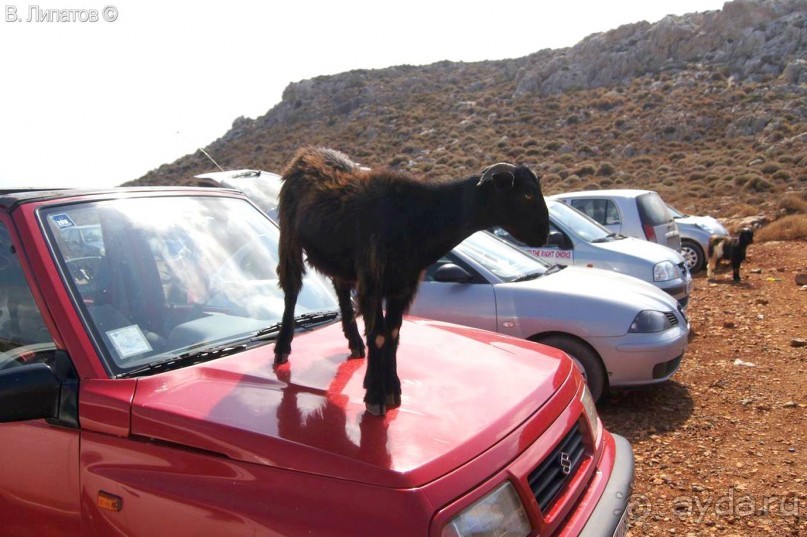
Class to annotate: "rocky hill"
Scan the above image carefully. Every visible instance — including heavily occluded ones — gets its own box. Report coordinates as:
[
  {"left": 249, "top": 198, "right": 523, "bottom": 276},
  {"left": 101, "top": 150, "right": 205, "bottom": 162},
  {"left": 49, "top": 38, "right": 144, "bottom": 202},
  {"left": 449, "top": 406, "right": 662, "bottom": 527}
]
[{"left": 128, "top": 0, "right": 807, "bottom": 224}]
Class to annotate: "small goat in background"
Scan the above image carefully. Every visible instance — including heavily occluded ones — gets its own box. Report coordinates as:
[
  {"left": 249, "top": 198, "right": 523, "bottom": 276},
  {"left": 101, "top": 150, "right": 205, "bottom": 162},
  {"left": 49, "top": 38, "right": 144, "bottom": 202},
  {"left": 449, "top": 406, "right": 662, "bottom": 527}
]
[
  {"left": 707, "top": 227, "right": 754, "bottom": 282},
  {"left": 274, "top": 147, "right": 550, "bottom": 415}
]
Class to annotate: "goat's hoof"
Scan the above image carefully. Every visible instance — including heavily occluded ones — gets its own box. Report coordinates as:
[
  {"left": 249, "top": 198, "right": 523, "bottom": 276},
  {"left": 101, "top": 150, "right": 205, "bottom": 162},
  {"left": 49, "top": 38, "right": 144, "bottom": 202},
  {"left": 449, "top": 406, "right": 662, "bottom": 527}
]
[
  {"left": 385, "top": 394, "right": 401, "bottom": 408},
  {"left": 365, "top": 402, "right": 386, "bottom": 416},
  {"left": 274, "top": 353, "right": 290, "bottom": 365},
  {"left": 348, "top": 347, "right": 366, "bottom": 359}
]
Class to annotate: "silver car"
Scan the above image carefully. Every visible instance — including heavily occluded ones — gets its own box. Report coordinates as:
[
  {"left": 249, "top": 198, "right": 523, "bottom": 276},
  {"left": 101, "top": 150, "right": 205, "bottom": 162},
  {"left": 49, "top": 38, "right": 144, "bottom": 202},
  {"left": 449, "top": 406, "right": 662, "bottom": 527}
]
[
  {"left": 551, "top": 189, "right": 682, "bottom": 251},
  {"left": 668, "top": 205, "right": 730, "bottom": 273},
  {"left": 410, "top": 231, "right": 689, "bottom": 401},
  {"left": 495, "top": 200, "right": 692, "bottom": 309}
]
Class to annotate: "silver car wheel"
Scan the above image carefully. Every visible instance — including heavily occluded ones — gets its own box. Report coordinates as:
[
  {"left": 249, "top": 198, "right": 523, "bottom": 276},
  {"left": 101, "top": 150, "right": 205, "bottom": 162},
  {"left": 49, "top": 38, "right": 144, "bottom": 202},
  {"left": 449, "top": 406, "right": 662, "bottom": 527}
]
[
  {"left": 681, "top": 240, "right": 704, "bottom": 273},
  {"left": 537, "top": 335, "right": 606, "bottom": 402}
]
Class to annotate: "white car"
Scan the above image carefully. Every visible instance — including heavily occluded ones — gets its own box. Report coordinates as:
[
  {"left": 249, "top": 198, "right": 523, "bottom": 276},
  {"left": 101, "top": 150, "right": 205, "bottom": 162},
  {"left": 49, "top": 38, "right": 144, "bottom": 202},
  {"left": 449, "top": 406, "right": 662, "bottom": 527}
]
[
  {"left": 551, "top": 189, "right": 682, "bottom": 251},
  {"left": 410, "top": 231, "right": 689, "bottom": 401},
  {"left": 668, "top": 205, "right": 730, "bottom": 273},
  {"left": 494, "top": 200, "right": 692, "bottom": 308}
]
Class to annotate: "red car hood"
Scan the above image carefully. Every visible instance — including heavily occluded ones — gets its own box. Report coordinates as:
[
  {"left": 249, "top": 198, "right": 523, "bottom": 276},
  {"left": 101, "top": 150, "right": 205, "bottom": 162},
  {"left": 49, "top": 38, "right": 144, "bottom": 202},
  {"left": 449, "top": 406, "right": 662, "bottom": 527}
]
[{"left": 131, "top": 318, "right": 571, "bottom": 488}]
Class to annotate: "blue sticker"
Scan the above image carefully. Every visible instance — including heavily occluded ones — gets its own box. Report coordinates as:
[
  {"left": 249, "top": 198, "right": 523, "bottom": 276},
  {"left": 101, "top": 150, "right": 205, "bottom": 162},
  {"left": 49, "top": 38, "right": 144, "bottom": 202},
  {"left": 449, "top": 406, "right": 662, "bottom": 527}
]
[{"left": 51, "top": 214, "right": 76, "bottom": 228}]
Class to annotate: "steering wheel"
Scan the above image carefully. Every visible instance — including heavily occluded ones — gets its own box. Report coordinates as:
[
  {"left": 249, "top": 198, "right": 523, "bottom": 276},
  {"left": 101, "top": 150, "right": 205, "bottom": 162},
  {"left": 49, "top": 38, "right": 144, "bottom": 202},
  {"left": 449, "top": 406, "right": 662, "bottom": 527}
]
[{"left": 0, "top": 343, "right": 58, "bottom": 370}]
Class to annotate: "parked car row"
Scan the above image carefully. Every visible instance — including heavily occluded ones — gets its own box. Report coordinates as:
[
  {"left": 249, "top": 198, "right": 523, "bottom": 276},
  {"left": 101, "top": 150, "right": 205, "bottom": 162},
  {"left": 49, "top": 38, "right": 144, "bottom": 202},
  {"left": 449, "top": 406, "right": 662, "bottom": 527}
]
[
  {"left": 197, "top": 170, "right": 692, "bottom": 396},
  {"left": 0, "top": 167, "right": 727, "bottom": 535}
]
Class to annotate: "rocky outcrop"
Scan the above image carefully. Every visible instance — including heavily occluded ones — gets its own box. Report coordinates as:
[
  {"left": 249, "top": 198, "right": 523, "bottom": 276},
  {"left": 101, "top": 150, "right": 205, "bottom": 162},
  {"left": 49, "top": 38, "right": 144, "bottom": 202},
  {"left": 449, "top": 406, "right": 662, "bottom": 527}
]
[{"left": 514, "top": 0, "right": 807, "bottom": 95}]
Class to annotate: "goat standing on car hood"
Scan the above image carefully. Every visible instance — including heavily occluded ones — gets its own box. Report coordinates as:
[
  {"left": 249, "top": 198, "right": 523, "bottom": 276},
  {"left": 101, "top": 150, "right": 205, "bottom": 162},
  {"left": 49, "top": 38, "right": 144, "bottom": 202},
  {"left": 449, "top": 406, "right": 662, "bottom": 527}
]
[{"left": 274, "top": 147, "right": 549, "bottom": 415}]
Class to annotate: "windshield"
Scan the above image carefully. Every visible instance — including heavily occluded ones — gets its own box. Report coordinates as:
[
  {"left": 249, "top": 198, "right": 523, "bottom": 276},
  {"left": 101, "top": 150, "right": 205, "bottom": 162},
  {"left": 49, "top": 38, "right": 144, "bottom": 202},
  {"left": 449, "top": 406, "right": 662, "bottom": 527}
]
[
  {"left": 456, "top": 232, "right": 550, "bottom": 282},
  {"left": 548, "top": 200, "right": 611, "bottom": 242},
  {"left": 41, "top": 194, "right": 337, "bottom": 375}
]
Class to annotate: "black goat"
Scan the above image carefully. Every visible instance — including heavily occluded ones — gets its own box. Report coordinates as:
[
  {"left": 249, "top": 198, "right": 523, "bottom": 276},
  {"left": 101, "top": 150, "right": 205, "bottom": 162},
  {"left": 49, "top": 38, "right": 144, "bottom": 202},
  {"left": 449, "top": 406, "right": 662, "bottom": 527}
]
[
  {"left": 706, "top": 228, "right": 754, "bottom": 282},
  {"left": 274, "top": 147, "right": 550, "bottom": 415}
]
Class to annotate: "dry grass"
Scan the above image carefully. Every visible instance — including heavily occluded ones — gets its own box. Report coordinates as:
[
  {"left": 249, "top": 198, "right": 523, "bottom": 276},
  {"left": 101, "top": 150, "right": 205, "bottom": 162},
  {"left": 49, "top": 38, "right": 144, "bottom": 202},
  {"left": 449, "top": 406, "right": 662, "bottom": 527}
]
[{"left": 755, "top": 214, "right": 807, "bottom": 241}]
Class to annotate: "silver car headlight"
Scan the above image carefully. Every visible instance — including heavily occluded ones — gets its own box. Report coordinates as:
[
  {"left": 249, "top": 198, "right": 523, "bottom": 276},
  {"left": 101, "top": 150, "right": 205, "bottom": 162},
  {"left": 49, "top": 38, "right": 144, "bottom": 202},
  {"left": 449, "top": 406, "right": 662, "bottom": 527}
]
[
  {"left": 442, "top": 482, "right": 531, "bottom": 537},
  {"left": 629, "top": 310, "right": 673, "bottom": 333},
  {"left": 653, "top": 260, "right": 679, "bottom": 282}
]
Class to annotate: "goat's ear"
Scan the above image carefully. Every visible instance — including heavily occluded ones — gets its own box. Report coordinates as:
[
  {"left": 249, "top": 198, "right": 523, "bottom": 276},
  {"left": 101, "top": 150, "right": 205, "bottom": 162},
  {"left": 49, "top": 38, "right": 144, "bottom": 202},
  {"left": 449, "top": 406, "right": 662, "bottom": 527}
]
[{"left": 492, "top": 171, "right": 515, "bottom": 191}]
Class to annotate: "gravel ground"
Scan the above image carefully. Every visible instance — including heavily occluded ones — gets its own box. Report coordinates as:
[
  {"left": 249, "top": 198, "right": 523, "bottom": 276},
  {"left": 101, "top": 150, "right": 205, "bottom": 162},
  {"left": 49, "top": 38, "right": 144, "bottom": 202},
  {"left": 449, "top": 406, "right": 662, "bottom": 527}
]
[{"left": 598, "top": 240, "right": 807, "bottom": 537}]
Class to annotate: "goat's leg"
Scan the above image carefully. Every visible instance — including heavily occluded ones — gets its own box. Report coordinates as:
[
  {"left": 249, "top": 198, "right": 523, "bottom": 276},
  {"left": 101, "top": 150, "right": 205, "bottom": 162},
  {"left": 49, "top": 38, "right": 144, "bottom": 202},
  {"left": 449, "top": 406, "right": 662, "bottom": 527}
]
[
  {"left": 333, "top": 278, "right": 365, "bottom": 358},
  {"left": 381, "top": 295, "right": 409, "bottom": 409},
  {"left": 359, "top": 293, "right": 388, "bottom": 416},
  {"left": 732, "top": 260, "right": 741, "bottom": 282},
  {"left": 274, "top": 291, "right": 299, "bottom": 364},
  {"left": 706, "top": 256, "right": 716, "bottom": 280}
]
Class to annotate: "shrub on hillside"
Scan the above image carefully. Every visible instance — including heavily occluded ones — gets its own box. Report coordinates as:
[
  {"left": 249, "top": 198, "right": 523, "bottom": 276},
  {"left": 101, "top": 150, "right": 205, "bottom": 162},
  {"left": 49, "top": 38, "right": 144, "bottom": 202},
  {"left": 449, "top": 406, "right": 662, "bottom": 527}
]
[
  {"left": 743, "top": 176, "right": 774, "bottom": 192},
  {"left": 778, "top": 193, "right": 807, "bottom": 215},
  {"left": 755, "top": 215, "right": 807, "bottom": 242}
]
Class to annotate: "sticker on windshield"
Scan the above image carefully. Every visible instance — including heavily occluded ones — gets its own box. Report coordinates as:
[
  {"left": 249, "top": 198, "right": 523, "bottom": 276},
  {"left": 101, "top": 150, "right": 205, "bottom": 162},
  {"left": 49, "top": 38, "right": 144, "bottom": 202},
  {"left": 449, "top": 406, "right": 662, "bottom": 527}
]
[
  {"left": 524, "top": 248, "right": 574, "bottom": 263},
  {"left": 50, "top": 213, "right": 76, "bottom": 228},
  {"left": 107, "top": 325, "right": 153, "bottom": 359}
]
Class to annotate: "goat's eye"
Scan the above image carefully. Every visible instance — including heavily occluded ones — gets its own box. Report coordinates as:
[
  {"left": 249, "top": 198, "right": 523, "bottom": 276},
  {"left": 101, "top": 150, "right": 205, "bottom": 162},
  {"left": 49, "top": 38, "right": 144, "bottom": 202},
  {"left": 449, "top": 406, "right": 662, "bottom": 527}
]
[{"left": 523, "top": 194, "right": 535, "bottom": 202}]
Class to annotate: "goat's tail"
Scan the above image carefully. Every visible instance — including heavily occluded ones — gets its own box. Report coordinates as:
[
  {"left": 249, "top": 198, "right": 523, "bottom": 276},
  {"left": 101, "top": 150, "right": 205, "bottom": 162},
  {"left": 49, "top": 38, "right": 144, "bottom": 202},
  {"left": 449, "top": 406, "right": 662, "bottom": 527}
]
[{"left": 277, "top": 222, "right": 305, "bottom": 295}]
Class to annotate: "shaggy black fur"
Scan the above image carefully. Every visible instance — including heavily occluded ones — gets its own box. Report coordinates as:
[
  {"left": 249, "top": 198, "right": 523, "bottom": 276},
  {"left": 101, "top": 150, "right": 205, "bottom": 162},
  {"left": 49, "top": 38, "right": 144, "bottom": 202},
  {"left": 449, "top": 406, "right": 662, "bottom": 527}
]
[{"left": 274, "top": 147, "right": 550, "bottom": 415}]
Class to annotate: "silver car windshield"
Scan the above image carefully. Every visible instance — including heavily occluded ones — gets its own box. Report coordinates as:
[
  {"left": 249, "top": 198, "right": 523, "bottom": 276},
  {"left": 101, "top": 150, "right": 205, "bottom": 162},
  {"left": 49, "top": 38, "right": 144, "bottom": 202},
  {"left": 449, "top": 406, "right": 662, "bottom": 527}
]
[
  {"left": 40, "top": 195, "right": 337, "bottom": 375},
  {"left": 456, "top": 232, "right": 550, "bottom": 282},
  {"left": 223, "top": 174, "right": 282, "bottom": 221},
  {"left": 548, "top": 201, "right": 610, "bottom": 242}
]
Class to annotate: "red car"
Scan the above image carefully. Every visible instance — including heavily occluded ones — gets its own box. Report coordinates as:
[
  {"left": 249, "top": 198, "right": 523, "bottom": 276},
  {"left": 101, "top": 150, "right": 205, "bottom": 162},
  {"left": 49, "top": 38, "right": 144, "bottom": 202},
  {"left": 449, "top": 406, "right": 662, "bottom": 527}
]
[{"left": 0, "top": 187, "right": 633, "bottom": 536}]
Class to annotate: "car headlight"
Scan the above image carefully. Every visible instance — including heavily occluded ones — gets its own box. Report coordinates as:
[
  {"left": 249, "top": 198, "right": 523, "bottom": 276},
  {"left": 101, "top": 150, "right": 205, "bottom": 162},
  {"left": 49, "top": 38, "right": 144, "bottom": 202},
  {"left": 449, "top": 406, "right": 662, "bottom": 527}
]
[
  {"left": 629, "top": 310, "right": 673, "bottom": 333},
  {"left": 653, "top": 260, "right": 679, "bottom": 282},
  {"left": 442, "top": 482, "right": 531, "bottom": 537},
  {"left": 580, "top": 383, "right": 602, "bottom": 442}
]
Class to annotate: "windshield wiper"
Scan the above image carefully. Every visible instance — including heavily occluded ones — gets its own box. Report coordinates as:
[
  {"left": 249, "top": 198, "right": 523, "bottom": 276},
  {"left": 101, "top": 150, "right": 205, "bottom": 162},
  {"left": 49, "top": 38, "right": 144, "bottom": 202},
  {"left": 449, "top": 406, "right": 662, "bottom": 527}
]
[
  {"left": 543, "top": 264, "right": 567, "bottom": 275},
  {"left": 591, "top": 232, "right": 620, "bottom": 243},
  {"left": 117, "top": 342, "right": 249, "bottom": 378},
  {"left": 513, "top": 271, "right": 544, "bottom": 282},
  {"left": 252, "top": 310, "right": 341, "bottom": 341}
]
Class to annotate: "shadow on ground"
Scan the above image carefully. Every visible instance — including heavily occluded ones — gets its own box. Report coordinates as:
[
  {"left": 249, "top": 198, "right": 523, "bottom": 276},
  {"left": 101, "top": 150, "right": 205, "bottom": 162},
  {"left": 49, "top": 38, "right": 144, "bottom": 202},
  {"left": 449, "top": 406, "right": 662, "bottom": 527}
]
[{"left": 597, "top": 380, "right": 694, "bottom": 443}]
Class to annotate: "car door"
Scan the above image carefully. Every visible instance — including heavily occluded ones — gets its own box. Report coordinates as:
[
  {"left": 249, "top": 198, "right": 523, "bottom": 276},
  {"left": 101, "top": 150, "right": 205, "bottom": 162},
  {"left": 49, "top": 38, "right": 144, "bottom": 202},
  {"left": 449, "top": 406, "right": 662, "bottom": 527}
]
[
  {"left": 0, "top": 218, "right": 81, "bottom": 536},
  {"left": 410, "top": 253, "right": 498, "bottom": 333}
]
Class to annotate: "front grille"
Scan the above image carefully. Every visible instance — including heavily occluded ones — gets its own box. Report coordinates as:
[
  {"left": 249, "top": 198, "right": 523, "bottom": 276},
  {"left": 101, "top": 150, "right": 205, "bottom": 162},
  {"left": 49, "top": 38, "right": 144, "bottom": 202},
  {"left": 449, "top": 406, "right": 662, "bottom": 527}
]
[
  {"left": 664, "top": 312, "right": 679, "bottom": 327},
  {"left": 653, "top": 355, "right": 683, "bottom": 379},
  {"left": 528, "top": 422, "right": 585, "bottom": 513}
]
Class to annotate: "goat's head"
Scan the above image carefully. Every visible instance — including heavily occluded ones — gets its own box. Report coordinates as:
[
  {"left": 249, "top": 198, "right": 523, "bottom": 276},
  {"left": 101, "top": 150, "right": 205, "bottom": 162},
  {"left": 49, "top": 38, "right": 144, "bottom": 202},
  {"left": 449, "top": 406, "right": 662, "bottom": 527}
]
[
  {"left": 738, "top": 227, "right": 754, "bottom": 247},
  {"left": 477, "top": 163, "right": 549, "bottom": 247}
]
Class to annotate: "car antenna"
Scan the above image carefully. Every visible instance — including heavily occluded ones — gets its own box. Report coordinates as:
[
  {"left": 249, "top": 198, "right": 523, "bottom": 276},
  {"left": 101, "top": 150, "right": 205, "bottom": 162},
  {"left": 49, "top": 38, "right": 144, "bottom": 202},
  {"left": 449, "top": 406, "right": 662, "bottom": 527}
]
[{"left": 199, "top": 147, "right": 224, "bottom": 172}]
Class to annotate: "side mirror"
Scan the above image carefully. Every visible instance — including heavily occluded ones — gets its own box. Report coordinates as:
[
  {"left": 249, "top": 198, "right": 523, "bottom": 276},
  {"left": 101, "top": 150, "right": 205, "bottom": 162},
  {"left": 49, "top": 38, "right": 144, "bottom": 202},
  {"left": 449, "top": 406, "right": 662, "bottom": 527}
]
[
  {"left": 0, "top": 363, "right": 61, "bottom": 423},
  {"left": 434, "top": 263, "right": 474, "bottom": 283},
  {"left": 547, "top": 231, "right": 571, "bottom": 250}
]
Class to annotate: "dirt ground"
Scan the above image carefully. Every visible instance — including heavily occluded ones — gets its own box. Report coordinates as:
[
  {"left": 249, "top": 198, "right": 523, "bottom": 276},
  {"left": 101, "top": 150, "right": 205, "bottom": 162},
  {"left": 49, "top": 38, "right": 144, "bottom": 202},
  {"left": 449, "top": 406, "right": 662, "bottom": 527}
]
[{"left": 597, "top": 240, "right": 807, "bottom": 536}]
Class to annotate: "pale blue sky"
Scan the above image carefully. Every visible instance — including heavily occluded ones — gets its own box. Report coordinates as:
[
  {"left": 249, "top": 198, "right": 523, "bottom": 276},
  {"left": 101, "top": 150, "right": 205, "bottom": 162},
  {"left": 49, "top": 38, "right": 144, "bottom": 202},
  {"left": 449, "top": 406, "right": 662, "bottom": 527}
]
[{"left": 0, "top": 0, "right": 727, "bottom": 188}]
